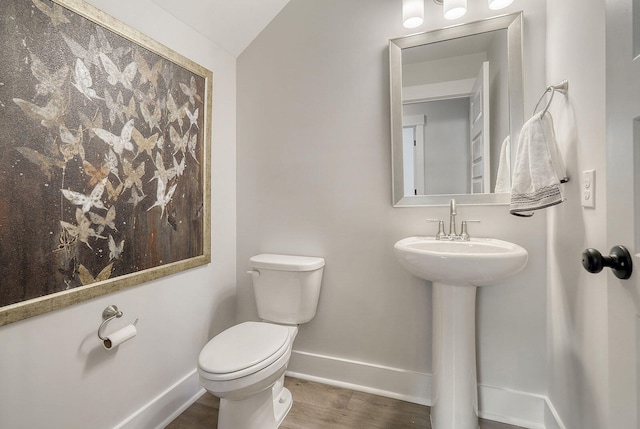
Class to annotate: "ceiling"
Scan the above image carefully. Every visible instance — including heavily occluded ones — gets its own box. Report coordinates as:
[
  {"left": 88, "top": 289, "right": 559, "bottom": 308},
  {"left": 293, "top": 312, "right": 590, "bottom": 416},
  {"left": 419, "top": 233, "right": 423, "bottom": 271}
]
[{"left": 151, "top": 0, "right": 291, "bottom": 57}]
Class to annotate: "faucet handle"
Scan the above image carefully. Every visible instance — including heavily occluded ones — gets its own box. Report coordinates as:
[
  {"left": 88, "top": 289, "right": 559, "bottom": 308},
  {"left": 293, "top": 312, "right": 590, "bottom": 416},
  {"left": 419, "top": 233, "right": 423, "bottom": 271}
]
[
  {"left": 459, "top": 220, "right": 480, "bottom": 241},
  {"left": 426, "top": 219, "right": 446, "bottom": 240}
]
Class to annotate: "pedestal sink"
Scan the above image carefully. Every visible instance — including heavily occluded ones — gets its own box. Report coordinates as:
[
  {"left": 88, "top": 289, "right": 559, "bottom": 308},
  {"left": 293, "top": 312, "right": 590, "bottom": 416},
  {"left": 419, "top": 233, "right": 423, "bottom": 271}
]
[{"left": 394, "top": 236, "right": 528, "bottom": 429}]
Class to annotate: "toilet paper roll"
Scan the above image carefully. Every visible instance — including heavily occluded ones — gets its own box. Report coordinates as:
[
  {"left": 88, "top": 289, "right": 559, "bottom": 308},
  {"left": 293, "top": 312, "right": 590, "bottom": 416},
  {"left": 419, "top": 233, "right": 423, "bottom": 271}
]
[{"left": 103, "top": 324, "right": 137, "bottom": 350}]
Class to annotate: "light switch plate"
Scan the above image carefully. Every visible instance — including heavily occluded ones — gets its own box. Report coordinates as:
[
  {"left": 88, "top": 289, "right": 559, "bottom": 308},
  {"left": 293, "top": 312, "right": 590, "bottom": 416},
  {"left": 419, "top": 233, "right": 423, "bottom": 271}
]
[{"left": 581, "top": 169, "right": 596, "bottom": 208}]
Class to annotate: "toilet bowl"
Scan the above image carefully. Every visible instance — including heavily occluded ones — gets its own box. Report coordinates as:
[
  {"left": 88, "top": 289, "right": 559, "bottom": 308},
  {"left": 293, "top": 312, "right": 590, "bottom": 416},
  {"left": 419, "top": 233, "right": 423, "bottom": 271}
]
[
  {"left": 198, "top": 322, "right": 297, "bottom": 428},
  {"left": 198, "top": 254, "right": 324, "bottom": 429}
]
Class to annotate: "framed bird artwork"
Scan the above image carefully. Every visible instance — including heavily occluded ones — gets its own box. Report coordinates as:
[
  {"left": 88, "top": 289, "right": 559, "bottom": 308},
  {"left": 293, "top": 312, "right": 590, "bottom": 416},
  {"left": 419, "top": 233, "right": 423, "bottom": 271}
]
[{"left": 0, "top": 0, "right": 212, "bottom": 326}]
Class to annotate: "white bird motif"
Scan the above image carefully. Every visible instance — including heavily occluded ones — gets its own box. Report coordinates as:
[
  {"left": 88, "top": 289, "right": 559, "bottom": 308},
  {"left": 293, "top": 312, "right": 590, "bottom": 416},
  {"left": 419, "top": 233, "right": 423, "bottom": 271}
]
[
  {"left": 61, "top": 33, "right": 100, "bottom": 68},
  {"left": 108, "top": 235, "right": 124, "bottom": 261},
  {"left": 105, "top": 149, "right": 120, "bottom": 181},
  {"left": 167, "top": 92, "right": 187, "bottom": 128},
  {"left": 147, "top": 178, "right": 177, "bottom": 219},
  {"left": 150, "top": 152, "right": 176, "bottom": 185},
  {"left": 140, "top": 102, "right": 161, "bottom": 133},
  {"left": 187, "top": 133, "right": 199, "bottom": 164},
  {"left": 58, "top": 124, "right": 85, "bottom": 162},
  {"left": 169, "top": 125, "right": 189, "bottom": 155},
  {"left": 88, "top": 205, "right": 117, "bottom": 235},
  {"left": 60, "top": 209, "right": 106, "bottom": 249},
  {"left": 93, "top": 119, "right": 136, "bottom": 155},
  {"left": 127, "top": 185, "right": 146, "bottom": 208},
  {"left": 72, "top": 59, "right": 102, "bottom": 101},
  {"left": 179, "top": 76, "right": 202, "bottom": 105},
  {"left": 185, "top": 107, "right": 199, "bottom": 130},
  {"left": 99, "top": 52, "right": 137, "bottom": 90},
  {"left": 104, "top": 89, "right": 125, "bottom": 126},
  {"left": 61, "top": 178, "right": 107, "bottom": 214},
  {"left": 173, "top": 155, "right": 186, "bottom": 177}
]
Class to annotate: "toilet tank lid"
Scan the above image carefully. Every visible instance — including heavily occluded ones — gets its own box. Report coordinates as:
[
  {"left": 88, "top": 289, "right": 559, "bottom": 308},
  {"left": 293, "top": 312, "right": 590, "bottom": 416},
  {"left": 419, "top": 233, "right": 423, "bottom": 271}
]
[{"left": 250, "top": 254, "right": 325, "bottom": 271}]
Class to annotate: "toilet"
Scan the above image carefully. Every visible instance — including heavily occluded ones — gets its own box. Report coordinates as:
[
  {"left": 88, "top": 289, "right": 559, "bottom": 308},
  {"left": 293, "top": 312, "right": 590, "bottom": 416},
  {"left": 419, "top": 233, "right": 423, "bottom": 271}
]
[{"left": 198, "top": 253, "right": 325, "bottom": 429}]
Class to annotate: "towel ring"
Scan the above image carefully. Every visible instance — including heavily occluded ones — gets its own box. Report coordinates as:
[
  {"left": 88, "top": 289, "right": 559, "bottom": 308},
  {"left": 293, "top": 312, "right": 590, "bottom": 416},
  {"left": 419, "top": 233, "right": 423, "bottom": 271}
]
[{"left": 533, "top": 80, "right": 569, "bottom": 117}]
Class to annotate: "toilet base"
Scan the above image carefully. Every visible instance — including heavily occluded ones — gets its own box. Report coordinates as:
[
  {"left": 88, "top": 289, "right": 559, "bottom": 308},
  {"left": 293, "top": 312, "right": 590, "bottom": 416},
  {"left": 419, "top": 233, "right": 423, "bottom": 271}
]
[{"left": 217, "top": 380, "right": 293, "bottom": 429}]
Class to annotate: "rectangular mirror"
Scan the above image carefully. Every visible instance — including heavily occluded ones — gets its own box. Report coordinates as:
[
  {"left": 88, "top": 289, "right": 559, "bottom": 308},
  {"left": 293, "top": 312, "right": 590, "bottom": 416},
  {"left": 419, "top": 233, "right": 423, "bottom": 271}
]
[{"left": 390, "top": 13, "right": 523, "bottom": 206}]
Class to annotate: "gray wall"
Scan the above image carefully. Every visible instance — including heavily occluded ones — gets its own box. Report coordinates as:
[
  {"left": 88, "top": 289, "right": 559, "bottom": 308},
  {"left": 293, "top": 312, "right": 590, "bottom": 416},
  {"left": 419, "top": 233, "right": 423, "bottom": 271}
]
[
  {"left": 237, "top": 0, "right": 549, "bottom": 417},
  {"left": 404, "top": 98, "right": 470, "bottom": 194}
]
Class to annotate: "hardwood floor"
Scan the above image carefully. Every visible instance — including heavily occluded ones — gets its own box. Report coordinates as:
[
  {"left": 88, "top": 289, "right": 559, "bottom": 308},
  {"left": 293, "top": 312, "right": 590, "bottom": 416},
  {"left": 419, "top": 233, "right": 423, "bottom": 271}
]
[{"left": 166, "top": 377, "right": 525, "bottom": 429}]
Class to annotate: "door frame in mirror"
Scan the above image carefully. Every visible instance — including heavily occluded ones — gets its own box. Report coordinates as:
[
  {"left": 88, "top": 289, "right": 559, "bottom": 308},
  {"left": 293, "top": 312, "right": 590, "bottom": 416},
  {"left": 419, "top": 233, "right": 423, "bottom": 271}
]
[{"left": 390, "top": 12, "right": 523, "bottom": 207}]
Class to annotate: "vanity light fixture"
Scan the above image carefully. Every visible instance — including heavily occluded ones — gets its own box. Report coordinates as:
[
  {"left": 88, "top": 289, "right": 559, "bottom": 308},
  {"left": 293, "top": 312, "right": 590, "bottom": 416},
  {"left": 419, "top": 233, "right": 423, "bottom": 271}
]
[
  {"left": 428, "top": 0, "right": 513, "bottom": 21},
  {"left": 403, "top": 0, "right": 425, "bottom": 28},
  {"left": 488, "top": 0, "right": 514, "bottom": 10},
  {"left": 442, "top": 0, "right": 467, "bottom": 20}
]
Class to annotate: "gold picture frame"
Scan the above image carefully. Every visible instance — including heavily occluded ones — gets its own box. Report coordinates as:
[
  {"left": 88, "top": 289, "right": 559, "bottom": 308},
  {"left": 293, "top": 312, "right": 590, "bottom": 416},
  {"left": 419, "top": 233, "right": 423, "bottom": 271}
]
[{"left": 0, "top": 0, "right": 212, "bottom": 326}]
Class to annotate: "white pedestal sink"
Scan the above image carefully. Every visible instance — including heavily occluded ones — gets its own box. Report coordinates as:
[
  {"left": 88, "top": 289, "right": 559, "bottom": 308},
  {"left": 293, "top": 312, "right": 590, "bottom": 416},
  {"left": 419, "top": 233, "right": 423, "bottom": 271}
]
[{"left": 394, "top": 237, "right": 528, "bottom": 429}]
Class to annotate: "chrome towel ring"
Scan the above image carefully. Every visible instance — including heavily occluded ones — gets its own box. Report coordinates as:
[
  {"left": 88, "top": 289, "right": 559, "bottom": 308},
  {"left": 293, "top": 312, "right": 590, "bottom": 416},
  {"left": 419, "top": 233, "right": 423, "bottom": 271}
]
[{"left": 533, "top": 80, "right": 569, "bottom": 117}]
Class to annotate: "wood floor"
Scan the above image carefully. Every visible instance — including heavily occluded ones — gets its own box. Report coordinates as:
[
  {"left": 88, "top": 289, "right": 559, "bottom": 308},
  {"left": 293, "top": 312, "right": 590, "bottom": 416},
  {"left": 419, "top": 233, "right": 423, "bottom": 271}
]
[{"left": 165, "top": 377, "right": 526, "bottom": 429}]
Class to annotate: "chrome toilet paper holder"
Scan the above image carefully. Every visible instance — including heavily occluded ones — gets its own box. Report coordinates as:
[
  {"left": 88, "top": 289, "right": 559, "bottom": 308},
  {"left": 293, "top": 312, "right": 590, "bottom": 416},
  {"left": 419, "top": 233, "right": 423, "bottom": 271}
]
[{"left": 98, "top": 305, "right": 137, "bottom": 340}]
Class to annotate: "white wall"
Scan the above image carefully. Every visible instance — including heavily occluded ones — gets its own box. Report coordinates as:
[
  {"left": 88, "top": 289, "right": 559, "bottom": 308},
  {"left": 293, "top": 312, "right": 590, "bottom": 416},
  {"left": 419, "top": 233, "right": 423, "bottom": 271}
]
[
  {"left": 403, "top": 98, "right": 470, "bottom": 195},
  {"left": 237, "top": 0, "right": 549, "bottom": 424},
  {"left": 545, "top": 0, "right": 608, "bottom": 428},
  {"left": 403, "top": 52, "right": 488, "bottom": 86},
  {"left": 0, "top": 1, "right": 237, "bottom": 428}
]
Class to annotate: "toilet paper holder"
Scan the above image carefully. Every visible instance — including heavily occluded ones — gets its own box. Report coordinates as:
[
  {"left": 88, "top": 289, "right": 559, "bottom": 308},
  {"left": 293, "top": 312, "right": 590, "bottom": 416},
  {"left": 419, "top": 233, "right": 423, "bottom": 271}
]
[{"left": 98, "top": 305, "right": 137, "bottom": 341}]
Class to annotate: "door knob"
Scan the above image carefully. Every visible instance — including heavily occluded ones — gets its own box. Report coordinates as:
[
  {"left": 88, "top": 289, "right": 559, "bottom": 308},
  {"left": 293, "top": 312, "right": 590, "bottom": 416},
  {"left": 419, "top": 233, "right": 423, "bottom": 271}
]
[{"left": 581, "top": 245, "right": 633, "bottom": 280}]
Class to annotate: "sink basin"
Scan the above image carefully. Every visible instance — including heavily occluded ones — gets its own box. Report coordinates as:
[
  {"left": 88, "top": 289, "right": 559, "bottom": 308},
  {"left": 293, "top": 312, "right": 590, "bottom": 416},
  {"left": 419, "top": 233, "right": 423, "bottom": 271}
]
[
  {"left": 394, "top": 234, "right": 528, "bottom": 429},
  {"left": 394, "top": 235, "right": 528, "bottom": 428},
  {"left": 394, "top": 236, "right": 528, "bottom": 286}
]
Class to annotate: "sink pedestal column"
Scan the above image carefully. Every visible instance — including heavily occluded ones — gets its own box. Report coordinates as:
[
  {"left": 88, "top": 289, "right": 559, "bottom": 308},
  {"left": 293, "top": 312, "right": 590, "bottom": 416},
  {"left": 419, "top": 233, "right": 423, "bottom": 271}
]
[{"left": 431, "top": 282, "right": 479, "bottom": 429}]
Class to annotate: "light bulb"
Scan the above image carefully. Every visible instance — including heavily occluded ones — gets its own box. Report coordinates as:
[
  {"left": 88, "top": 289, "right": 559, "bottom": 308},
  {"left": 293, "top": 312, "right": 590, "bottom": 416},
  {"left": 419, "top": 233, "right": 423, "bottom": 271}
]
[
  {"left": 443, "top": 0, "right": 467, "bottom": 20},
  {"left": 403, "top": 0, "right": 424, "bottom": 28},
  {"left": 488, "top": 0, "right": 514, "bottom": 10}
]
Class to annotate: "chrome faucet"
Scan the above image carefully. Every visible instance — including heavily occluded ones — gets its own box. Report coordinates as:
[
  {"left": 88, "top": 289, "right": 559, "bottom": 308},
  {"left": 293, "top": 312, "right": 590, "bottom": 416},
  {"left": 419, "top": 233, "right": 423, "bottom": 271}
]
[
  {"left": 427, "top": 199, "right": 479, "bottom": 241},
  {"left": 449, "top": 198, "right": 457, "bottom": 237}
]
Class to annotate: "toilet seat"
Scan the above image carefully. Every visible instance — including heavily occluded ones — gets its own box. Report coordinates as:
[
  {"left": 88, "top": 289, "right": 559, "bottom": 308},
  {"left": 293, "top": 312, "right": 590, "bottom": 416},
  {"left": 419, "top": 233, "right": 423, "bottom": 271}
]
[{"left": 198, "top": 322, "right": 291, "bottom": 382}]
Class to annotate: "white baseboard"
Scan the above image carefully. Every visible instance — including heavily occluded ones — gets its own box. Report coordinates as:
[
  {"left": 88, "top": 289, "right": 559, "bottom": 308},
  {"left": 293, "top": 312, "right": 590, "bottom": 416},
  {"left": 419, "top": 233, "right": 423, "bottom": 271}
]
[
  {"left": 543, "top": 396, "right": 567, "bottom": 429},
  {"left": 287, "top": 349, "right": 430, "bottom": 406},
  {"left": 287, "top": 350, "right": 564, "bottom": 429},
  {"left": 112, "top": 369, "right": 205, "bottom": 429},
  {"left": 109, "top": 352, "right": 566, "bottom": 429},
  {"left": 477, "top": 384, "right": 546, "bottom": 429}
]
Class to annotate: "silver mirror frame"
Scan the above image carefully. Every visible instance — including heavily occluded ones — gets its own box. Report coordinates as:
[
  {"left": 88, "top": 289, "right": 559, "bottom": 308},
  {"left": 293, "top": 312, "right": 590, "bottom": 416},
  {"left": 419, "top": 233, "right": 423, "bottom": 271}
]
[{"left": 390, "top": 12, "right": 523, "bottom": 207}]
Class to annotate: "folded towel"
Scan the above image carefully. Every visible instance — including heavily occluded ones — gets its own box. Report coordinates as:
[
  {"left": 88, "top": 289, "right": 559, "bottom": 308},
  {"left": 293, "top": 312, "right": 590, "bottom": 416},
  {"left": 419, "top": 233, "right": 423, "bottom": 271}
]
[
  {"left": 510, "top": 111, "right": 567, "bottom": 216},
  {"left": 494, "top": 136, "right": 511, "bottom": 193}
]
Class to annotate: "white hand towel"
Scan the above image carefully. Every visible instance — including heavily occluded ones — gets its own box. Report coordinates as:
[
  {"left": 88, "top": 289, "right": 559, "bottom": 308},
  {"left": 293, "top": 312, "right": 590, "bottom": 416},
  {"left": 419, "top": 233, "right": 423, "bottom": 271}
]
[
  {"left": 541, "top": 112, "right": 568, "bottom": 184},
  {"left": 494, "top": 136, "right": 511, "bottom": 193},
  {"left": 510, "top": 111, "right": 567, "bottom": 216}
]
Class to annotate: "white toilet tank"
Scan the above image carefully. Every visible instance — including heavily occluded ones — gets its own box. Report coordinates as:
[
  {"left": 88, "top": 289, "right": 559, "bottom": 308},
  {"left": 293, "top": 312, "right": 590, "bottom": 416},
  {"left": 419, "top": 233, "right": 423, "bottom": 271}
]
[{"left": 249, "top": 254, "right": 325, "bottom": 325}]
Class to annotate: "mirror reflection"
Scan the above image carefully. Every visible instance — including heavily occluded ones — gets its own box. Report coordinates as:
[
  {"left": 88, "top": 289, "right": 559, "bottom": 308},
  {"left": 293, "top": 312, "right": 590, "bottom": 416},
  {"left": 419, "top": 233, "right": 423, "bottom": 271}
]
[
  {"left": 402, "top": 30, "right": 508, "bottom": 195},
  {"left": 390, "top": 13, "right": 523, "bottom": 206}
]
